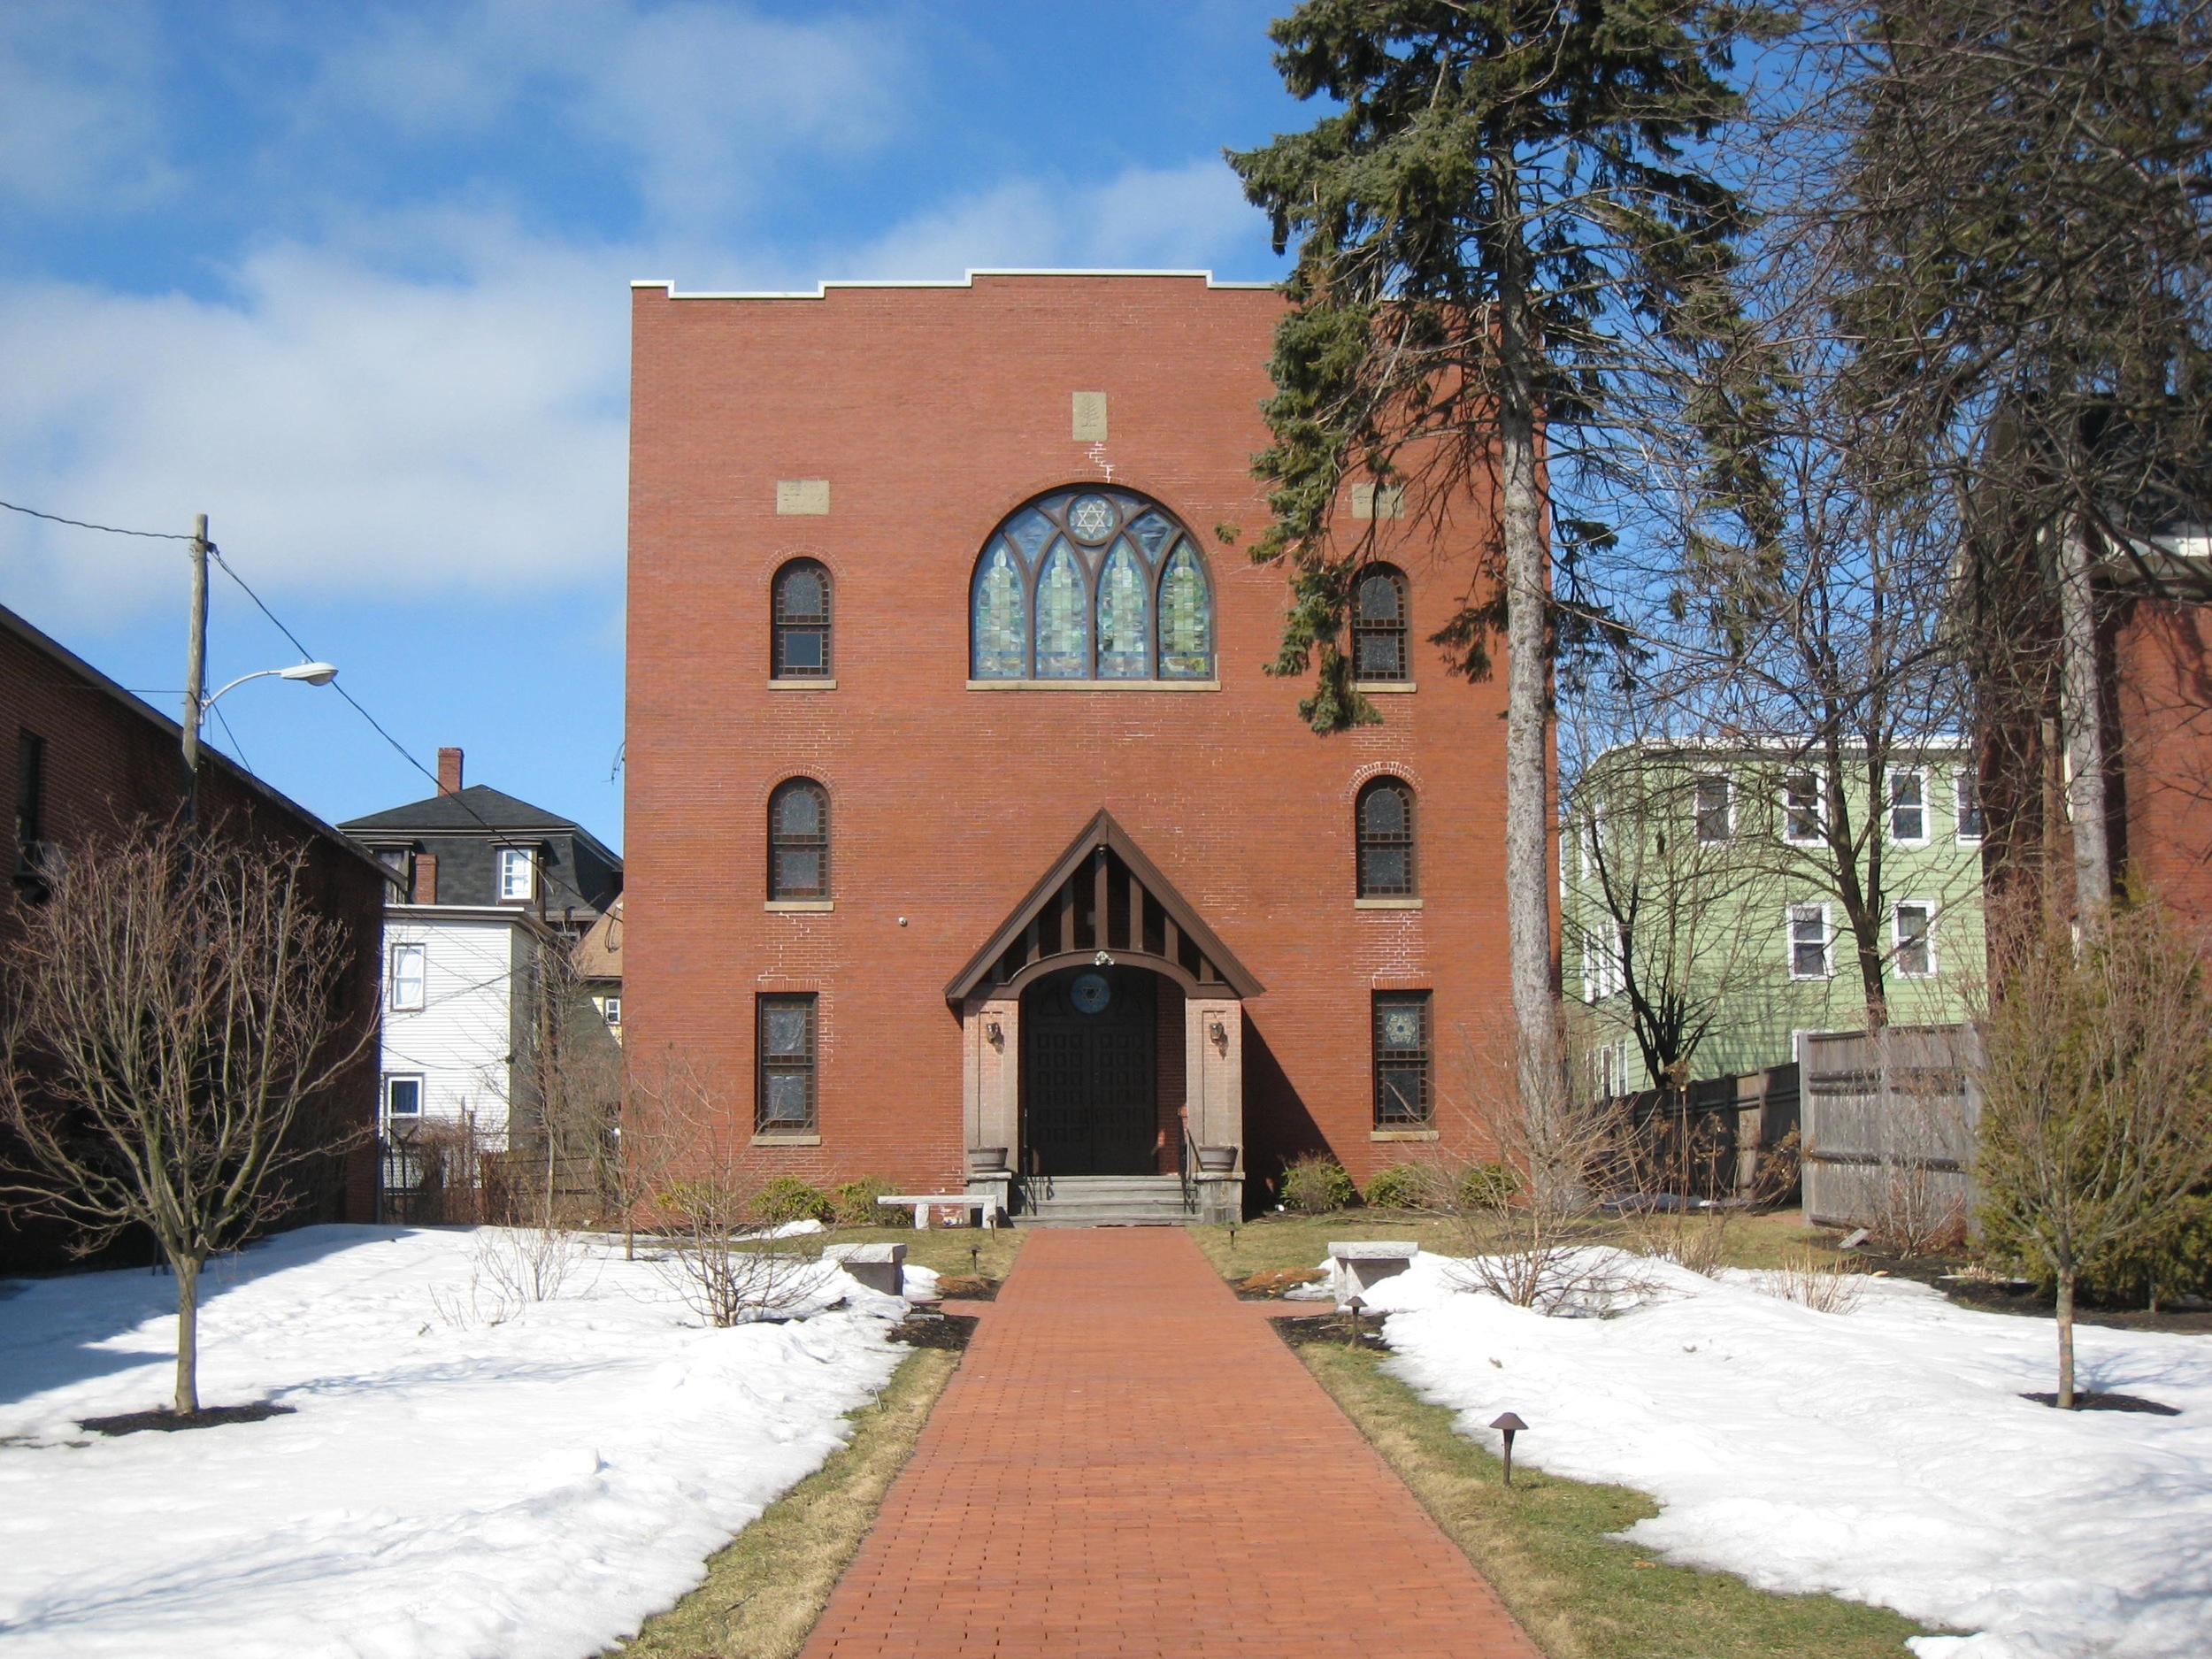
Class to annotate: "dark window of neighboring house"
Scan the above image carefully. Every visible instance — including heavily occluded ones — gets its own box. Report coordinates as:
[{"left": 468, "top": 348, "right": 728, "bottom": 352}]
[
  {"left": 1789, "top": 903, "right": 1832, "bottom": 979},
  {"left": 773, "top": 559, "right": 833, "bottom": 678},
  {"left": 768, "top": 779, "right": 830, "bottom": 899},
  {"left": 1889, "top": 769, "right": 1926, "bottom": 843},
  {"left": 757, "top": 994, "right": 818, "bottom": 1131},
  {"left": 1694, "top": 773, "right": 1732, "bottom": 843},
  {"left": 1352, "top": 567, "right": 1409, "bottom": 681},
  {"left": 1356, "top": 778, "right": 1417, "bottom": 896},
  {"left": 13, "top": 729, "right": 45, "bottom": 892},
  {"left": 1373, "top": 992, "right": 1432, "bottom": 1126},
  {"left": 1783, "top": 773, "right": 1824, "bottom": 843},
  {"left": 1955, "top": 768, "right": 1985, "bottom": 841},
  {"left": 375, "top": 845, "right": 412, "bottom": 889},
  {"left": 385, "top": 1077, "right": 422, "bottom": 1118},
  {"left": 1893, "top": 902, "right": 1935, "bottom": 977}
]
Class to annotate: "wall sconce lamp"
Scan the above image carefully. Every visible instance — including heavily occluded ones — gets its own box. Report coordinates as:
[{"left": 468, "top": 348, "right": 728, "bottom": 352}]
[
  {"left": 986, "top": 1020, "right": 1005, "bottom": 1049},
  {"left": 1208, "top": 1018, "right": 1228, "bottom": 1052}
]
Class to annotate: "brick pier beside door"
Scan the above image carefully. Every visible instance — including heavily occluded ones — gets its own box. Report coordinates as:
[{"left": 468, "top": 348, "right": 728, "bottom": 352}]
[{"left": 802, "top": 1228, "right": 1542, "bottom": 1658}]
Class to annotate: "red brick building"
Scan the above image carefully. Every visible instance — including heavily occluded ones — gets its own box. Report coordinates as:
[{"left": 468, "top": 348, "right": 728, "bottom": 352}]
[
  {"left": 624, "top": 271, "right": 1518, "bottom": 1218},
  {"left": 0, "top": 600, "right": 388, "bottom": 1269}
]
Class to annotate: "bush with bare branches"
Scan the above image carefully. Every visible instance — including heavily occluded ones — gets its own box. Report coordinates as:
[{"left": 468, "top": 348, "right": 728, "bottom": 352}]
[{"left": 1762, "top": 1248, "right": 1865, "bottom": 1316}]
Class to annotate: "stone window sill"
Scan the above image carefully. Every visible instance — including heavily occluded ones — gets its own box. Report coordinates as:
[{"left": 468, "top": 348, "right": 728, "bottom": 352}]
[
  {"left": 1353, "top": 681, "right": 1417, "bottom": 694},
  {"left": 966, "top": 679, "right": 1220, "bottom": 692},
  {"left": 765, "top": 900, "right": 835, "bottom": 912},
  {"left": 752, "top": 1132, "right": 822, "bottom": 1147},
  {"left": 768, "top": 678, "right": 837, "bottom": 690},
  {"left": 1371, "top": 1128, "right": 1440, "bottom": 1141},
  {"left": 1355, "top": 897, "right": 1424, "bottom": 910}
]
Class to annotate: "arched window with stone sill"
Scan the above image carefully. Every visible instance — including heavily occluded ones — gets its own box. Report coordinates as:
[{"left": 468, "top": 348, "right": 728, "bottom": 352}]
[
  {"left": 1356, "top": 777, "right": 1417, "bottom": 897},
  {"left": 969, "top": 488, "right": 1213, "bottom": 682},
  {"left": 767, "top": 778, "right": 830, "bottom": 900},
  {"left": 772, "top": 560, "right": 832, "bottom": 679}
]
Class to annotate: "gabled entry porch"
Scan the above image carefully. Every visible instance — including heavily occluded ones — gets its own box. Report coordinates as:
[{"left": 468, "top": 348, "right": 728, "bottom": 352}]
[{"left": 946, "top": 810, "right": 1263, "bottom": 1225}]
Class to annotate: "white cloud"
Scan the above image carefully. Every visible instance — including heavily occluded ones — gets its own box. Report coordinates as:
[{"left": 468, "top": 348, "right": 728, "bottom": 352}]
[
  {"left": 836, "top": 157, "right": 1272, "bottom": 282},
  {"left": 0, "top": 3, "right": 177, "bottom": 212},
  {"left": 0, "top": 221, "right": 630, "bottom": 621}
]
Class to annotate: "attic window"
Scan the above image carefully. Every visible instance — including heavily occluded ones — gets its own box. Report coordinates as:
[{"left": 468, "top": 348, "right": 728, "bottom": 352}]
[{"left": 497, "top": 848, "right": 536, "bottom": 902}]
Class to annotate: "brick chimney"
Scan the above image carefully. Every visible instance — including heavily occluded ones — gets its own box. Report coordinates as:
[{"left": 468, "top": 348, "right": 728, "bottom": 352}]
[
  {"left": 437, "top": 747, "right": 464, "bottom": 795},
  {"left": 412, "top": 854, "right": 438, "bottom": 905}
]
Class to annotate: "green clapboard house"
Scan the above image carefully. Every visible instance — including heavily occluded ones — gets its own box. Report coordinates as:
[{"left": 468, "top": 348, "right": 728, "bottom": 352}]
[{"left": 1563, "top": 741, "right": 1987, "bottom": 1093}]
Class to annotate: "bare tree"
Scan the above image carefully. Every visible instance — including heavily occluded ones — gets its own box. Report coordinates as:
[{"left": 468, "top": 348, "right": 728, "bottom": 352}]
[
  {"left": 508, "top": 934, "right": 624, "bottom": 1231},
  {"left": 1974, "top": 900, "right": 2212, "bottom": 1406},
  {"left": 0, "top": 823, "right": 372, "bottom": 1416}
]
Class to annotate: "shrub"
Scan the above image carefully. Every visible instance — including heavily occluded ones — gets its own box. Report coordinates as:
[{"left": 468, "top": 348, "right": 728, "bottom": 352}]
[
  {"left": 831, "top": 1176, "right": 909, "bottom": 1228},
  {"left": 1281, "top": 1153, "right": 1356, "bottom": 1214},
  {"left": 1362, "top": 1164, "right": 1429, "bottom": 1210},
  {"left": 752, "top": 1176, "right": 833, "bottom": 1228},
  {"left": 1455, "top": 1161, "right": 1522, "bottom": 1211}
]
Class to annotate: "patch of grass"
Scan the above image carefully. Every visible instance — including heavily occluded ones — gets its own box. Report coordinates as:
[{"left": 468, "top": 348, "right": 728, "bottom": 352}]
[
  {"left": 1188, "top": 1208, "right": 1851, "bottom": 1286},
  {"left": 1297, "top": 1340, "right": 1929, "bottom": 1659},
  {"left": 811, "top": 1223, "right": 1025, "bottom": 1281},
  {"left": 612, "top": 1346, "right": 960, "bottom": 1659}
]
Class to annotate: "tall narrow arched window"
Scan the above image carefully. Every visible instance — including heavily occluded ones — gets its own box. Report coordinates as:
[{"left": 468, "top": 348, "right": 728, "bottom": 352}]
[
  {"left": 1356, "top": 778, "right": 1417, "bottom": 897},
  {"left": 768, "top": 779, "right": 829, "bottom": 900},
  {"left": 967, "top": 488, "right": 1214, "bottom": 683},
  {"left": 1352, "top": 566, "right": 1409, "bottom": 681},
  {"left": 772, "top": 561, "right": 832, "bottom": 679}
]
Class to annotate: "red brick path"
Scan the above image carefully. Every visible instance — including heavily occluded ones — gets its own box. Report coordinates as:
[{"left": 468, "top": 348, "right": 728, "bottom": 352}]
[{"left": 802, "top": 1228, "right": 1542, "bottom": 1657}]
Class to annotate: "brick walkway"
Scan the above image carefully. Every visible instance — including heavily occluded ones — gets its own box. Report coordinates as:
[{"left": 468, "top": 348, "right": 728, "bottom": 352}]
[{"left": 802, "top": 1227, "right": 1541, "bottom": 1658}]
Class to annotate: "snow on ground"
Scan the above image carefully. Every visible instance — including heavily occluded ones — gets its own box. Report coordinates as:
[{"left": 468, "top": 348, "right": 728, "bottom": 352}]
[
  {"left": 0, "top": 1225, "right": 913, "bottom": 1658},
  {"left": 1352, "top": 1248, "right": 2212, "bottom": 1659}
]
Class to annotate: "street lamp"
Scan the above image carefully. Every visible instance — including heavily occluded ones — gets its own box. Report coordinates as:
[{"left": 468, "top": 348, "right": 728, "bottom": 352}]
[{"left": 204, "top": 662, "right": 341, "bottom": 705}]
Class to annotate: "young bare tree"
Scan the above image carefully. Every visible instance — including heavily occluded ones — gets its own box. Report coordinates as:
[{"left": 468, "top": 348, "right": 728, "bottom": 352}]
[
  {"left": 509, "top": 934, "right": 624, "bottom": 1231},
  {"left": 1975, "top": 901, "right": 2212, "bottom": 1406},
  {"left": 0, "top": 823, "right": 372, "bottom": 1416}
]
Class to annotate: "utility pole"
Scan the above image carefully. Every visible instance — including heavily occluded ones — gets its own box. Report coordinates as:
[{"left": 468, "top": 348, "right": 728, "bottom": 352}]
[{"left": 180, "top": 513, "right": 208, "bottom": 830}]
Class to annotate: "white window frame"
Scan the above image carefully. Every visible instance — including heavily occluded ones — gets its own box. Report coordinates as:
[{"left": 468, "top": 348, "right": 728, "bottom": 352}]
[
  {"left": 1892, "top": 900, "right": 1938, "bottom": 978},
  {"left": 496, "top": 847, "right": 536, "bottom": 903},
  {"left": 1694, "top": 772, "right": 1734, "bottom": 844},
  {"left": 1580, "top": 924, "right": 1625, "bottom": 1002},
  {"left": 388, "top": 942, "right": 426, "bottom": 1011},
  {"left": 599, "top": 994, "right": 623, "bottom": 1028},
  {"left": 1887, "top": 768, "right": 1928, "bottom": 845},
  {"left": 1782, "top": 773, "right": 1825, "bottom": 845},
  {"left": 1955, "top": 768, "right": 1985, "bottom": 843},
  {"left": 1787, "top": 902, "right": 1833, "bottom": 980},
  {"left": 384, "top": 1074, "right": 425, "bottom": 1120}
]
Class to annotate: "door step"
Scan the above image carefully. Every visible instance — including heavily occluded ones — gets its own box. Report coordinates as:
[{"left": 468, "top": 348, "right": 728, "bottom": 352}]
[{"left": 1017, "top": 1174, "right": 1195, "bottom": 1227}]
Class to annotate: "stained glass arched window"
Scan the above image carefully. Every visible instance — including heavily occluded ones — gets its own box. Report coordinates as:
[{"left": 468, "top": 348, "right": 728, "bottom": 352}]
[
  {"left": 1356, "top": 778, "right": 1417, "bottom": 897},
  {"left": 972, "top": 541, "right": 1026, "bottom": 678},
  {"left": 1352, "top": 566, "right": 1408, "bottom": 681},
  {"left": 772, "top": 559, "right": 832, "bottom": 679},
  {"left": 1096, "top": 542, "right": 1148, "bottom": 677},
  {"left": 967, "top": 488, "right": 1214, "bottom": 683},
  {"left": 1034, "top": 544, "right": 1088, "bottom": 678},
  {"left": 768, "top": 779, "right": 829, "bottom": 900}
]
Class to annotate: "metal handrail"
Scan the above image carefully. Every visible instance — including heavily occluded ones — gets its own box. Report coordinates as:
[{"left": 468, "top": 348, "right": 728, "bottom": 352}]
[{"left": 1178, "top": 1126, "right": 1199, "bottom": 1215}]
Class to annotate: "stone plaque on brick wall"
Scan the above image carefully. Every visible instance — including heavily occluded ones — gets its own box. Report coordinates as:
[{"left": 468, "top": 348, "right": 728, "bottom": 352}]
[
  {"left": 1350, "top": 482, "right": 1405, "bottom": 520},
  {"left": 776, "top": 479, "right": 831, "bottom": 515},
  {"left": 1071, "top": 392, "right": 1108, "bottom": 442}
]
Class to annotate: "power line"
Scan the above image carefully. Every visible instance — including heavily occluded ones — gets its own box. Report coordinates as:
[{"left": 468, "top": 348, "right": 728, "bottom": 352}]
[
  {"left": 0, "top": 496, "right": 196, "bottom": 541},
  {"left": 205, "top": 544, "right": 614, "bottom": 916}
]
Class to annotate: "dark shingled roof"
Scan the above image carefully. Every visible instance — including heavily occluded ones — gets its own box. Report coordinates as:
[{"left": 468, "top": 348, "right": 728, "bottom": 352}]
[{"left": 340, "top": 785, "right": 618, "bottom": 864}]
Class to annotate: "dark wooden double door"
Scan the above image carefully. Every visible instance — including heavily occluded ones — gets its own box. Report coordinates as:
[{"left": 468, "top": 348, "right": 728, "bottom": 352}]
[{"left": 1022, "top": 967, "right": 1156, "bottom": 1175}]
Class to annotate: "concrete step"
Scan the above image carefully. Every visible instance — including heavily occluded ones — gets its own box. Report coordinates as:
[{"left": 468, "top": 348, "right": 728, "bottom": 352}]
[{"left": 1018, "top": 1174, "right": 1196, "bottom": 1227}]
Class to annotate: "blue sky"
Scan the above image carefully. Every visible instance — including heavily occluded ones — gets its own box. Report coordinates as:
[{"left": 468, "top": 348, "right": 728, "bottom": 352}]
[{"left": 0, "top": 1, "right": 1303, "bottom": 850}]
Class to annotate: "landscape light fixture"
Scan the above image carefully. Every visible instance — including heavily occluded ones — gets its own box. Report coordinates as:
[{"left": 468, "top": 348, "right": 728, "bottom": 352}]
[
  {"left": 969, "top": 1243, "right": 980, "bottom": 1278},
  {"left": 1345, "top": 1293, "right": 1365, "bottom": 1348},
  {"left": 1491, "top": 1412, "right": 1529, "bottom": 1486}
]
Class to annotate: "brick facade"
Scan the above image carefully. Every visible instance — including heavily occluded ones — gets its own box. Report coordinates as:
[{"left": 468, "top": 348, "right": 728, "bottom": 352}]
[
  {"left": 0, "top": 603, "right": 387, "bottom": 1270},
  {"left": 2115, "top": 594, "right": 2212, "bottom": 924},
  {"left": 625, "top": 273, "right": 1519, "bottom": 1204}
]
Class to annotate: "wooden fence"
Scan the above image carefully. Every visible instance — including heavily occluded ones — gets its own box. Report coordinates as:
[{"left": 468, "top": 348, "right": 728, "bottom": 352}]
[{"left": 1799, "top": 1024, "right": 1981, "bottom": 1236}]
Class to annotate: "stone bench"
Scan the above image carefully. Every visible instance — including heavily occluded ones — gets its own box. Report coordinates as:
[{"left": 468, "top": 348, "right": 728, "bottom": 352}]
[
  {"left": 1328, "top": 1240, "right": 1419, "bottom": 1308},
  {"left": 878, "top": 1194, "right": 997, "bottom": 1230},
  {"left": 824, "top": 1241, "right": 906, "bottom": 1297}
]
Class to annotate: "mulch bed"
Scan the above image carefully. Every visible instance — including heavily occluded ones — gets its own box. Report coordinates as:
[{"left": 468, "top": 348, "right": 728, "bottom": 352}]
[
  {"left": 889, "top": 1313, "right": 979, "bottom": 1351},
  {"left": 2019, "top": 1391, "right": 2181, "bottom": 1415},
  {"left": 82, "top": 1402, "right": 296, "bottom": 1437},
  {"left": 1235, "top": 1267, "right": 1327, "bottom": 1301},
  {"left": 1271, "top": 1310, "right": 1390, "bottom": 1354},
  {"left": 933, "top": 1275, "right": 1000, "bottom": 1302}
]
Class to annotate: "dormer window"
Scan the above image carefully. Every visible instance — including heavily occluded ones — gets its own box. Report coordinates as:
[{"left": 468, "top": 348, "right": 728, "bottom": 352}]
[{"left": 497, "top": 847, "right": 536, "bottom": 903}]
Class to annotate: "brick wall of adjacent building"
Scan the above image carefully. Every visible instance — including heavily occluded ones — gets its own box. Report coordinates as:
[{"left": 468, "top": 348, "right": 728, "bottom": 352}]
[
  {"left": 625, "top": 272, "right": 1523, "bottom": 1202},
  {"left": 2115, "top": 594, "right": 2212, "bottom": 925},
  {"left": 0, "top": 604, "right": 385, "bottom": 1270}
]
